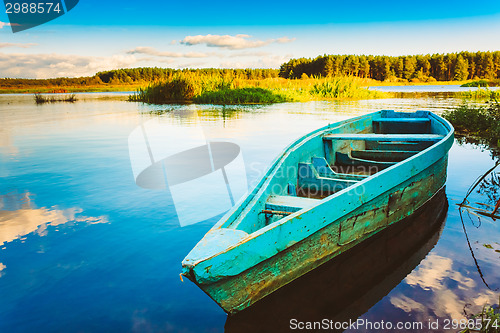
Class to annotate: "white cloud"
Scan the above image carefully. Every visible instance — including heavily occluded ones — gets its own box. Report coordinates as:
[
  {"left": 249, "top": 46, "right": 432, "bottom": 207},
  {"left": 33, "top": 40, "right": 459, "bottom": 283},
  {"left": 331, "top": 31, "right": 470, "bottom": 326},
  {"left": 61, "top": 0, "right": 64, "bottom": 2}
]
[
  {"left": 173, "top": 61, "right": 209, "bottom": 69},
  {"left": 275, "top": 37, "right": 295, "bottom": 44},
  {"left": 179, "top": 34, "right": 295, "bottom": 50},
  {"left": 0, "top": 43, "right": 291, "bottom": 78},
  {"left": 0, "top": 52, "right": 137, "bottom": 78},
  {"left": 126, "top": 46, "right": 211, "bottom": 58},
  {"left": 0, "top": 21, "right": 11, "bottom": 29},
  {"left": 220, "top": 54, "right": 293, "bottom": 69},
  {"left": 228, "top": 51, "right": 271, "bottom": 58},
  {"left": 134, "top": 56, "right": 175, "bottom": 65},
  {"left": 0, "top": 43, "right": 37, "bottom": 49}
]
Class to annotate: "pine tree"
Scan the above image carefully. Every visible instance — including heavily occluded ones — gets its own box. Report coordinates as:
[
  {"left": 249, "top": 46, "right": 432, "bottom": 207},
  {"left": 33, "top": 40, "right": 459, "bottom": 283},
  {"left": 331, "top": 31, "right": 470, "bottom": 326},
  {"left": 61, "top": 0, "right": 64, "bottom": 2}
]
[
  {"left": 324, "top": 57, "right": 334, "bottom": 77},
  {"left": 395, "top": 58, "right": 404, "bottom": 78},
  {"left": 422, "top": 57, "right": 431, "bottom": 76},
  {"left": 403, "top": 57, "right": 417, "bottom": 79},
  {"left": 359, "top": 56, "right": 370, "bottom": 78},
  {"left": 453, "top": 55, "right": 469, "bottom": 81},
  {"left": 382, "top": 57, "right": 392, "bottom": 81}
]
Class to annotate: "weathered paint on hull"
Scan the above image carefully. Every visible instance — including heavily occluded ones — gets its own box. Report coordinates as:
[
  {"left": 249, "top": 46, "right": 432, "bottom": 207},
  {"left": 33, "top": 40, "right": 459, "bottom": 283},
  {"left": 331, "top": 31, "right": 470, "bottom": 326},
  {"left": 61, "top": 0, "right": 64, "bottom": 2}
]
[
  {"left": 225, "top": 188, "right": 448, "bottom": 332},
  {"left": 195, "top": 155, "right": 448, "bottom": 313}
]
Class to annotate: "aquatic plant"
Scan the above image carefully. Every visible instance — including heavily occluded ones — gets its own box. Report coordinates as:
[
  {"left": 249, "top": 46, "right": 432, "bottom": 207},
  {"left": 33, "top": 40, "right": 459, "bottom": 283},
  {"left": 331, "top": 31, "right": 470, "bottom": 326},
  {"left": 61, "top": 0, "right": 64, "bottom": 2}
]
[
  {"left": 193, "top": 87, "right": 291, "bottom": 104},
  {"left": 461, "top": 80, "right": 490, "bottom": 87},
  {"left": 462, "top": 79, "right": 500, "bottom": 88},
  {"left": 34, "top": 93, "right": 77, "bottom": 104},
  {"left": 443, "top": 98, "right": 500, "bottom": 146},
  {"left": 128, "top": 73, "right": 234, "bottom": 104},
  {"left": 459, "top": 89, "right": 500, "bottom": 100},
  {"left": 129, "top": 74, "right": 387, "bottom": 104},
  {"left": 309, "top": 77, "right": 383, "bottom": 99},
  {"left": 461, "top": 298, "right": 500, "bottom": 333}
]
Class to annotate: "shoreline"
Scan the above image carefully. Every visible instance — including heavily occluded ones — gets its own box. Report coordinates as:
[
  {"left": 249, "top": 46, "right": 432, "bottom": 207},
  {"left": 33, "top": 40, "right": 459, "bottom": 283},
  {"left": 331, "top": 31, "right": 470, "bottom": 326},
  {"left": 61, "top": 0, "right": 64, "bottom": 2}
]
[
  {"left": 0, "top": 80, "right": 477, "bottom": 95},
  {"left": 0, "top": 85, "right": 144, "bottom": 94}
]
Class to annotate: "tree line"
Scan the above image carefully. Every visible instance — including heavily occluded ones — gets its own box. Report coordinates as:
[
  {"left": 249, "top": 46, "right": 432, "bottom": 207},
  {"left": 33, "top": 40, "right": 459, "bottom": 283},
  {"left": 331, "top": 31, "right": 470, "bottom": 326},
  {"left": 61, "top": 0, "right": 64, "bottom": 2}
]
[
  {"left": 0, "top": 68, "right": 279, "bottom": 88},
  {"left": 2, "top": 52, "right": 500, "bottom": 88},
  {"left": 279, "top": 51, "right": 500, "bottom": 81}
]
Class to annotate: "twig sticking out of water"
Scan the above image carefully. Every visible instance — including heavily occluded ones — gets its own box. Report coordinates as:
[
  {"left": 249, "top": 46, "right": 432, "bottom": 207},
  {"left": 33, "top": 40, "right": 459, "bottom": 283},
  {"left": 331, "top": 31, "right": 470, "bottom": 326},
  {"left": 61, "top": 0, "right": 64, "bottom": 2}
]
[
  {"left": 461, "top": 162, "right": 500, "bottom": 206},
  {"left": 458, "top": 208, "right": 495, "bottom": 291}
]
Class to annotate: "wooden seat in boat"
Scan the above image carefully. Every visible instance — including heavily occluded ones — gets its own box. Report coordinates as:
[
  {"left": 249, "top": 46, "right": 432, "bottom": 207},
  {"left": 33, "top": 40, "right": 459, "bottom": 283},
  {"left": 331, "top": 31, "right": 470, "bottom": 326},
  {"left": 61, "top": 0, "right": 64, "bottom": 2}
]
[
  {"left": 372, "top": 118, "right": 431, "bottom": 134},
  {"left": 265, "top": 195, "right": 319, "bottom": 214},
  {"left": 323, "top": 133, "right": 444, "bottom": 142}
]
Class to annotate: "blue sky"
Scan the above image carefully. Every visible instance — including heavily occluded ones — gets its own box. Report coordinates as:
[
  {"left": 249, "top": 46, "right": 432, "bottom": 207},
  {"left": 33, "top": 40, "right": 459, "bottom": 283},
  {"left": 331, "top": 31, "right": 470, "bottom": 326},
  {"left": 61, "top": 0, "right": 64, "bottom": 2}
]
[{"left": 1, "top": 0, "right": 500, "bottom": 78}]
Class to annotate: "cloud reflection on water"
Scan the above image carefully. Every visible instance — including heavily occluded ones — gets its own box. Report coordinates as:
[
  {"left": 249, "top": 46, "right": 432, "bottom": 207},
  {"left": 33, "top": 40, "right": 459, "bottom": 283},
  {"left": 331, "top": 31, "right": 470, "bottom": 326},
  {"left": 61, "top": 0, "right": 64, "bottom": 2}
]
[
  {"left": 0, "top": 191, "right": 108, "bottom": 247},
  {"left": 405, "top": 253, "right": 475, "bottom": 291},
  {"left": 0, "top": 262, "right": 5, "bottom": 277},
  {"left": 390, "top": 253, "right": 498, "bottom": 320}
]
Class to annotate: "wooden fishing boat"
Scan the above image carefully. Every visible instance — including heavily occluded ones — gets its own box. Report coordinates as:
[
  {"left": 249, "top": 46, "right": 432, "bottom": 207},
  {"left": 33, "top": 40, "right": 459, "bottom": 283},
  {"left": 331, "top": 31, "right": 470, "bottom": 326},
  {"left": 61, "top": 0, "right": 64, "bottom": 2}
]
[{"left": 181, "top": 110, "right": 454, "bottom": 314}]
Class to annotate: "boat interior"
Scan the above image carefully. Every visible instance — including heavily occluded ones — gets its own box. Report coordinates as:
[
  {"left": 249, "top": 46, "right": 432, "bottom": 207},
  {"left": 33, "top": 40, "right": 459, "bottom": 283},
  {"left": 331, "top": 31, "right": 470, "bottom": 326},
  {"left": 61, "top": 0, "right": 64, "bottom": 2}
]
[{"left": 227, "top": 110, "right": 447, "bottom": 233}]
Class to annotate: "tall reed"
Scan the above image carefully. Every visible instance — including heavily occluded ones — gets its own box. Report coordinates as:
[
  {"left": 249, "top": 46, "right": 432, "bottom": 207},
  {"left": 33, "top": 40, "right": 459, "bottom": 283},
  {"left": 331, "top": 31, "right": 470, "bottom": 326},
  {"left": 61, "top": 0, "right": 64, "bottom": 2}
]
[
  {"left": 128, "top": 73, "right": 234, "bottom": 103},
  {"left": 309, "top": 77, "right": 386, "bottom": 99},
  {"left": 193, "top": 87, "right": 290, "bottom": 104},
  {"left": 34, "top": 93, "right": 77, "bottom": 104},
  {"left": 129, "top": 74, "right": 388, "bottom": 104},
  {"left": 459, "top": 88, "right": 500, "bottom": 100}
]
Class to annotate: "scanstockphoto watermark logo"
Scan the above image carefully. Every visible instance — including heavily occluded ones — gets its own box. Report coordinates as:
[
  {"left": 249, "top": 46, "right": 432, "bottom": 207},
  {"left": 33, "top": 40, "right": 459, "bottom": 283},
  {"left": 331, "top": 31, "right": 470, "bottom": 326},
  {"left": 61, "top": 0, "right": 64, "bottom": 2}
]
[
  {"left": 128, "top": 118, "right": 248, "bottom": 227},
  {"left": 127, "top": 117, "right": 372, "bottom": 227},
  {"left": 3, "top": 0, "right": 79, "bottom": 32}
]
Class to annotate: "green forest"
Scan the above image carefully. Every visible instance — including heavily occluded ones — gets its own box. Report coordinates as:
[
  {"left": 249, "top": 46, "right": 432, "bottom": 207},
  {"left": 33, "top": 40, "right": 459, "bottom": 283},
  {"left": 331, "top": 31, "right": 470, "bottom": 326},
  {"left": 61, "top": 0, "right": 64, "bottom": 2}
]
[
  {"left": 0, "top": 68, "right": 279, "bottom": 89},
  {"left": 279, "top": 51, "right": 500, "bottom": 81}
]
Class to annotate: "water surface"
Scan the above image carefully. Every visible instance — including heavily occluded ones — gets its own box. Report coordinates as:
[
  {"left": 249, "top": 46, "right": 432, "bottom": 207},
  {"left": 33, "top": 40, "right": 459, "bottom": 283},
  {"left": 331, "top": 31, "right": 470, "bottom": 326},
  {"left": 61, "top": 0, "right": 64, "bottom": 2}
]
[{"left": 1, "top": 93, "right": 499, "bottom": 332}]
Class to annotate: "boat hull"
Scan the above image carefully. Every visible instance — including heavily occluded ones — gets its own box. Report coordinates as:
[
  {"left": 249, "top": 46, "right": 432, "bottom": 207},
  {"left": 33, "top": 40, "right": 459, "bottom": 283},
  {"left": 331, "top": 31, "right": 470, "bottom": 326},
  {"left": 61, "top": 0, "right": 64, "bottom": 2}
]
[
  {"left": 225, "top": 187, "right": 448, "bottom": 332},
  {"left": 194, "top": 154, "right": 449, "bottom": 313}
]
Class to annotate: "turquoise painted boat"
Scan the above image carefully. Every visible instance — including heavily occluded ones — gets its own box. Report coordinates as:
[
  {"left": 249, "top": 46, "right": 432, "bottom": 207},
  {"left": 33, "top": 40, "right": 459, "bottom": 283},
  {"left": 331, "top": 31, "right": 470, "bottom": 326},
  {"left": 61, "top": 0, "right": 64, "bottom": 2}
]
[{"left": 181, "top": 110, "right": 454, "bottom": 314}]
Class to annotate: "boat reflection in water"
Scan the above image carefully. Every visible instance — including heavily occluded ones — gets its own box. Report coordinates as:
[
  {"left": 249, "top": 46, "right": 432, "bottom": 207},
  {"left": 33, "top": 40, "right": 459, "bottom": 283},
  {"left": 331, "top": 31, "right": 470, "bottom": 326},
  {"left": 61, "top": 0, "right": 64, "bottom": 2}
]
[{"left": 225, "top": 188, "right": 448, "bottom": 333}]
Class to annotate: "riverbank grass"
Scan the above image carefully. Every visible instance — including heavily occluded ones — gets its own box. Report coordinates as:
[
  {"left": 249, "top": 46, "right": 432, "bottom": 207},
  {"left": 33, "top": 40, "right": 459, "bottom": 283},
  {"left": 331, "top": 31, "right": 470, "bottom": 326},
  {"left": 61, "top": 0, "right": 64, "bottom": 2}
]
[
  {"left": 443, "top": 98, "right": 500, "bottom": 146},
  {"left": 193, "top": 88, "right": 290, "bottom": 104},
  {"left": 310, "top": 77, "right": 385, "bottom": 99},
  {"left": 128, "top": 74, "right": 387, "bottom": 104},
  {"left": 461, "top": 79, "right": 500, "bottom": 87},
  {"left": 459, "top": 88, "right": 500, "bottom": 100}
]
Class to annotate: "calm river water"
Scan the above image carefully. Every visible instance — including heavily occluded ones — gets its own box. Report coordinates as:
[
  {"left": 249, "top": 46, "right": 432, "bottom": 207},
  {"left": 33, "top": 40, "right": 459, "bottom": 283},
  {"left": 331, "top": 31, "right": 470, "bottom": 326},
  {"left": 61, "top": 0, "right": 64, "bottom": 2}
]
[{"left": 0, "top": 92, "right": 499, "bottom": 332}]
